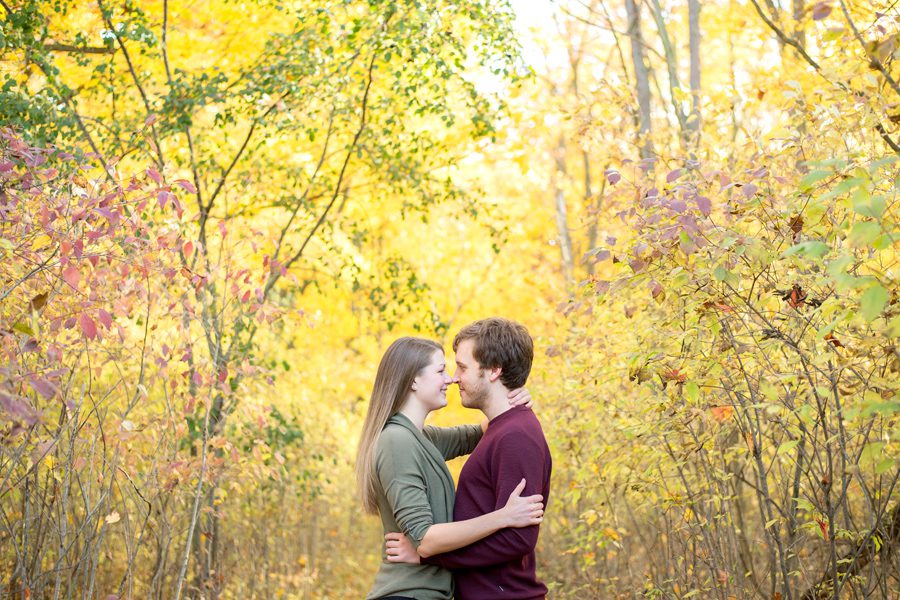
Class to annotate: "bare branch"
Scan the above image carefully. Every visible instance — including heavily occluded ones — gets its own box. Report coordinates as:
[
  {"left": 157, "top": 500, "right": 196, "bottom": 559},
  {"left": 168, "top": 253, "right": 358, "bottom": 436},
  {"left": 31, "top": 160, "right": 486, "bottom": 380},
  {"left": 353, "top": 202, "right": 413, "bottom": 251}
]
[
  {"left": 839, "top": 0, "right": 900, "bottom": 98},
  {"left": 268, "top": 53, "right": 378, "bottom": 294},
  {"left": 96, "top": 0, "right": 165, "bottom": 168},
  {"left": 748, "top": 0, "right": 821, "bottom": 71},
  {"left": 43, "top": 43, "right": 117, "bottom": 55}
]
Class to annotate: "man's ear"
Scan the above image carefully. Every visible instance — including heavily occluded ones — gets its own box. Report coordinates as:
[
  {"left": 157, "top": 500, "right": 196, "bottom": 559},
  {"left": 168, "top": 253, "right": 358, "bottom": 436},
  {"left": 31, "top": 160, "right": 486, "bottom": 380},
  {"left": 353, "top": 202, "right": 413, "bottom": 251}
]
[{"left": 488, "top": 367, "right": 502, "bottom": 383}]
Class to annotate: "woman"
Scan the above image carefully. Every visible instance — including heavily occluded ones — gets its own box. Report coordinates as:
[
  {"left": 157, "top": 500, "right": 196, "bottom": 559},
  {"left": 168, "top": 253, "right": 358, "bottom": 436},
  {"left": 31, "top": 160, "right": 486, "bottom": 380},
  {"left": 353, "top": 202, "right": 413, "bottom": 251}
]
[{"left": 356, "top": 337, "right": 544, "bottom": 600}]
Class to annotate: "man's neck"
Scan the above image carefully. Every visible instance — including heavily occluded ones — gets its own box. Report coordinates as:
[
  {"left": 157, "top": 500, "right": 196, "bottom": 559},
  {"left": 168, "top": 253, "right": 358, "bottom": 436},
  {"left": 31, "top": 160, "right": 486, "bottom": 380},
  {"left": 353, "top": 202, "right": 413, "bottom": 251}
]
[{"left": 481, "top": 389, "right": 515, "bottom": 422}]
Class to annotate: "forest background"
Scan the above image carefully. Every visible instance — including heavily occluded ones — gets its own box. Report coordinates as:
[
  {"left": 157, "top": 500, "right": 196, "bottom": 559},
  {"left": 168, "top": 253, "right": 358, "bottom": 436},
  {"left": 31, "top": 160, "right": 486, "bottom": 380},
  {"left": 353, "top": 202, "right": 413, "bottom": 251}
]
[{"left": 0, "top": 0, "right": 897, "bottom": 598}]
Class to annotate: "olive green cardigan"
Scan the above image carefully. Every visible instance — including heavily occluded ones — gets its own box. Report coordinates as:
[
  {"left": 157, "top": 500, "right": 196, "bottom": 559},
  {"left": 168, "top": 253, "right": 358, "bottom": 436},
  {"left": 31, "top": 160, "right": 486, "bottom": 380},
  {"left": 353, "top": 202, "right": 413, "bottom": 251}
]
[{"left": 366, "top": 413, "right": 483, "bottom": 600}]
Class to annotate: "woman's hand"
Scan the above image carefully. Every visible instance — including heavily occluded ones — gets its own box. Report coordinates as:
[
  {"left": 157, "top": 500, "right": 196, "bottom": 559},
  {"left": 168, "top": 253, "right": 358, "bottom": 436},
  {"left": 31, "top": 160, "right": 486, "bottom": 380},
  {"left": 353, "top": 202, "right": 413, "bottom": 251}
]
[
  {"left": 385, "top": 532, "right": 421, "bottom": 563},
  {"left": 501, "top": 478, "right": 544, "bottom": 528},
  {"left": 507, "top": 387, "right": 533, "bottom": 408}
]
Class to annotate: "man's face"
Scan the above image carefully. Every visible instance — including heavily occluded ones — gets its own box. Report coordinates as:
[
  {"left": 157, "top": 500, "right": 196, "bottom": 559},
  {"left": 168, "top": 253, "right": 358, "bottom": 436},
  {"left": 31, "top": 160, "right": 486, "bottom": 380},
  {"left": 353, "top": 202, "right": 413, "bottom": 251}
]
[{"left": 453, "top": 338, "right": 489, "bottom": 409}]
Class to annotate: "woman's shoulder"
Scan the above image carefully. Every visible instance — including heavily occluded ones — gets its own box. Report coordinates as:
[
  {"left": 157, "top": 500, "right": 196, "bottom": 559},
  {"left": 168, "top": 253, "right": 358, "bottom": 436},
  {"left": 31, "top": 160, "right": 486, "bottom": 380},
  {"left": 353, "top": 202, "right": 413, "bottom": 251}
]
[{"left": 378, "top": 420, "right": 418, "bottom": 448}]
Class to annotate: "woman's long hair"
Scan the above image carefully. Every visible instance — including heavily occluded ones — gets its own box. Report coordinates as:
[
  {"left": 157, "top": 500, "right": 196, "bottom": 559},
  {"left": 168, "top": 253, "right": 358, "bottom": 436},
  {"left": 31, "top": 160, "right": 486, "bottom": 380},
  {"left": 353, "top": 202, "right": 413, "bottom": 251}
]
[{"left": 356, "top": 337, "right": 443, "bottom": 514}]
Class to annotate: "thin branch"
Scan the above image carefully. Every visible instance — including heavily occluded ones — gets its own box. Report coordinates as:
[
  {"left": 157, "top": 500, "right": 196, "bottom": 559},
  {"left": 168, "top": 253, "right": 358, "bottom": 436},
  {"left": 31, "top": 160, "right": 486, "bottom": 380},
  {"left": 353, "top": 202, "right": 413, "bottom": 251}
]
[
  {"left": 269, "top": 53, "right": 378, "bottom": 292},
  {"left": 96, "top": 0, "right": 165, "bottom": 168},
  {"left": 839, "top": 0, "right": 900, "bottom": 98},
  {"left": 748, "top": 0, "right": 821, "bottom": 71},
  {"left": 161, "top": 0, "right": 204, "bottom": 212},
  {"left": 43, "top": 43, "right": 117, "bottom": 55}
]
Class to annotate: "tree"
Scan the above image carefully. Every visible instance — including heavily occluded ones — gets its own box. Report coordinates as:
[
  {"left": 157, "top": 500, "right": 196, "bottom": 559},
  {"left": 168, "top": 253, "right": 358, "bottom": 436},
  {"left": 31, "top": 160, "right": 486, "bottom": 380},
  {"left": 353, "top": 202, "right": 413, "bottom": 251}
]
[{"left": 1, "top": 0, "right": 522, "bottom": 595}]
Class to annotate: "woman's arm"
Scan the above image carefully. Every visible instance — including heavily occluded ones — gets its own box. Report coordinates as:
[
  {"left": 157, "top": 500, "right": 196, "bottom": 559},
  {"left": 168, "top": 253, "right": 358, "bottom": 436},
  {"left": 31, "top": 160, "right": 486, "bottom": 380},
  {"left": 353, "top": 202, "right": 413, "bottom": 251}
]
[{"left": 412, "top": 479, "right": 543, "bottom": 558}]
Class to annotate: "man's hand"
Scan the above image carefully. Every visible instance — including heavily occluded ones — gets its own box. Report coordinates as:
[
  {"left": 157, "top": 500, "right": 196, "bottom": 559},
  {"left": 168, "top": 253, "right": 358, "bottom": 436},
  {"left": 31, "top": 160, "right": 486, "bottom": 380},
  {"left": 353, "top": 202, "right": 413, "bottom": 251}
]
[{"left": 385, "top": 532, "right": 420, "bottom": 564}]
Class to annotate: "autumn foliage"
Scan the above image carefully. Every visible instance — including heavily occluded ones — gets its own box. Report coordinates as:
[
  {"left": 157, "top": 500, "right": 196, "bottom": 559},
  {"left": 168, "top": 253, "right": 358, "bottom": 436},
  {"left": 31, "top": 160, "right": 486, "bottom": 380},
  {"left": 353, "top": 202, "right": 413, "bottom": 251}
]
[{"left": 1, "top": 0, "right": 899, "bottom": 599}]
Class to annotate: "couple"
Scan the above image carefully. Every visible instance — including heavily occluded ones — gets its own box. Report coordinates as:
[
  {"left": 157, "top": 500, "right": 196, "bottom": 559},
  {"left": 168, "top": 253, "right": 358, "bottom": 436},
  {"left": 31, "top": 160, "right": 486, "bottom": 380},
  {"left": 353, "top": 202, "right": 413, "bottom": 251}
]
[{"left": 356, "top": 318, "right": 552, "bottom": 600}]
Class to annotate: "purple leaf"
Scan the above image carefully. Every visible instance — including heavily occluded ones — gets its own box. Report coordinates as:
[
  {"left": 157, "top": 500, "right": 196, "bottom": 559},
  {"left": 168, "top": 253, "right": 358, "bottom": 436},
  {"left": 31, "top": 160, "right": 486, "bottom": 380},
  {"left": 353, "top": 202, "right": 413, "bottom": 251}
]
[
  {"left": 0, "top": 393, "right": 38, "bottom": 424},
  {"left": 29, "top": 377, "right": 56, "bottom": 400},
  {"left": 812, "top": 2, "right": 832, "bottom": 20},
  {"left": 666, "top": 168, "right": 684, "bottom": 183},
  {"left": 629, "top": 258, "right": 646, "bottom": 273},
  {"left": 669, "top": 200, "right": 687, "bottom": 213},
  {"left": 741, "top": 183, "right": 758, "bottom": 199},
  {"left": 605, "top": 169, "right": 621, "bottom": 185},
  {"left": 696, "top": 196, "right": 712, "bottom": 216}
]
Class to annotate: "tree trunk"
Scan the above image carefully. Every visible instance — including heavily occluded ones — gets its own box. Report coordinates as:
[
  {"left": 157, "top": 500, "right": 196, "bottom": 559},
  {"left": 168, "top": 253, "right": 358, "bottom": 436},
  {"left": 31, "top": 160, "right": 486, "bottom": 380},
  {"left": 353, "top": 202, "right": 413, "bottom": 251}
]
[
  {"left": 625, "top": 0, "right": 654, "bottom": 159},
  {"left": 687, "top": 0, "right": 702, "bottom": 144},
  {"left": 792, "top": 0, "right": 805, "bottom": 49},
  {"left": 552, "top": 135, "right": 575, "bottom": 288}
]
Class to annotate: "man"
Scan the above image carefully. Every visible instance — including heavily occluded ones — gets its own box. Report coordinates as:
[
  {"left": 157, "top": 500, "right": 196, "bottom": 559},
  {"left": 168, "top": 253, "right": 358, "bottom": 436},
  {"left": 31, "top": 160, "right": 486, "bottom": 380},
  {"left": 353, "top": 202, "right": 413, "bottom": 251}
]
[{"left": 385, "top": 317, "right": 553, "bottom": 600}]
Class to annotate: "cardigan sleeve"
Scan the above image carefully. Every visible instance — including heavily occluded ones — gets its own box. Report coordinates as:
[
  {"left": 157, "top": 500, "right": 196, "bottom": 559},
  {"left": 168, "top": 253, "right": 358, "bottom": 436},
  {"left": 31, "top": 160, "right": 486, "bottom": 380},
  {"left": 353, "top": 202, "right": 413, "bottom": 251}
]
[
  {"left": 375, "top": 427, "right": 435, "bottom": 549},
  {"left": 423, "top": 424, "right": 483, "bottom": 460}
]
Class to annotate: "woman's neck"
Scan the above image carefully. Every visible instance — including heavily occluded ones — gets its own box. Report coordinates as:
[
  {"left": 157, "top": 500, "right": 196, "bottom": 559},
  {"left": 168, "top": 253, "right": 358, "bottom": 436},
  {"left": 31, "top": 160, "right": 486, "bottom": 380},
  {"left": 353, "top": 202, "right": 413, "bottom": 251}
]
[{"left": 398, "top": 396, "right": 429, "bottom": 430}]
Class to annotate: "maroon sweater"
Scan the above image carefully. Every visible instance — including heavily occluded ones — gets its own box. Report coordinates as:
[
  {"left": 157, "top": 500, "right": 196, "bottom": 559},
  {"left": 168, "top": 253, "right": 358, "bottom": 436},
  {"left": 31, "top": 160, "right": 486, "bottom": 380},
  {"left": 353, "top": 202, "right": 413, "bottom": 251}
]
[{"left": 423, "top": 406, "right": 552, "bottom": 600}]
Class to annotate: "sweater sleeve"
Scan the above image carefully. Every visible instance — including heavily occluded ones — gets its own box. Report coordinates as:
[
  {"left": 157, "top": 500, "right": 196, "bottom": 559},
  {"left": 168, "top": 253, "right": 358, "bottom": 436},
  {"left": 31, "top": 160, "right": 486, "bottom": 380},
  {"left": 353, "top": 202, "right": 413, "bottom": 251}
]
[
  {"left": 422, "top": 432, "right": 546, "bottom": 568},
  {"left": 375, "top": 428, "right": 434, "bottom": 549},
  {"left": 423, "top": 424, "right": 483, "bottom": 460}
]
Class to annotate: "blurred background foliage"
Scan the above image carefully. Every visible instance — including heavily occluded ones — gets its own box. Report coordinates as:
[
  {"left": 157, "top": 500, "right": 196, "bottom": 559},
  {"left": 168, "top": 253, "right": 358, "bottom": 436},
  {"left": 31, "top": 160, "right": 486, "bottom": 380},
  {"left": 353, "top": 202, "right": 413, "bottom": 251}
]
[{"left": 1, "top": 0, "right": 897, "bottom": 598}]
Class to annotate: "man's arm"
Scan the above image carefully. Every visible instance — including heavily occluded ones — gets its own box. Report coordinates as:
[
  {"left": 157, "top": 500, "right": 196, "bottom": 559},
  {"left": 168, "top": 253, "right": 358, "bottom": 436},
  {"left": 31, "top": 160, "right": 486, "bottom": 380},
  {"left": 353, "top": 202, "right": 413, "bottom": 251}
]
[{"left": 423, "top": 433, "right": 548, "bottom": 569}]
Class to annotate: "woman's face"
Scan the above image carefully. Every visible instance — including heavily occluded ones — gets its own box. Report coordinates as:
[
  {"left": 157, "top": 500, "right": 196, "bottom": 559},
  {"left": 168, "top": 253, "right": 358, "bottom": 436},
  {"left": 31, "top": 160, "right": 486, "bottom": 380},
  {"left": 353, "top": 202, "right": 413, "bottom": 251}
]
[{"left": 413, "top": 350, "right": 452, "bottom": 412}]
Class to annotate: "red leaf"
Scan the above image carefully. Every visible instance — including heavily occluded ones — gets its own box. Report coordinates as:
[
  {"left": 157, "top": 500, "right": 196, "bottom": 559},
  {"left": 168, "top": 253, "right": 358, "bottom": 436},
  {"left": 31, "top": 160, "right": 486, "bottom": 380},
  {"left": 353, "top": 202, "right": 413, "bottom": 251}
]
[
  {"left": 176, "top": 179, "right": 197, "bottom": 193},
  {"left": 80, "top": 314, "right": 97, "bottom": 340},
  {"left": 145, "top": 114, "right": 158, "bottom": 127},
  {"left": 817, "top": 517, "right": 829, "bottom": 541},
  {"left": 146, "top": 167, "right": 163, "bottom": 185},
  {"left": 97, "top": 309, "right": 113, "bottom": 329},
  {"left": 63, "top": 265, "right": 80, "bottom": 288},
  {"left": 183, "top": 241, "right": 193, "bottom": 259}
]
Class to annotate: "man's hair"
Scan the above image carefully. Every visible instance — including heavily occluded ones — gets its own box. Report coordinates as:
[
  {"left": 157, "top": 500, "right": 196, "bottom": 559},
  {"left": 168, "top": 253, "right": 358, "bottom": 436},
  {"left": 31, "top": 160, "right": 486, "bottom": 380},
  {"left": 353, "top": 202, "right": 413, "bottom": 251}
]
[{"left": 453, "top": 317, "right": 533, "bottom": 389}]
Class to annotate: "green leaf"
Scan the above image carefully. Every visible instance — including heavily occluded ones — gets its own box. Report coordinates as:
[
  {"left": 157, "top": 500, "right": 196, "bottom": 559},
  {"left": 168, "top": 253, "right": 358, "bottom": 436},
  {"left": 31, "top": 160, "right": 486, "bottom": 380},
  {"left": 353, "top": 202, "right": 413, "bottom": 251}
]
[
  {"left": 873, "top": 231, "right": 898, "bottom": 251},
  {"left": 875, "top": 458, "right": 895, "bottom": 475},
  {"left": 827, "top": 255, "right": 854, "bottom": 277},
  {"left": 847, "top": 221, "right": 881, "bottom": 247},
  {"left": 859, "top": 442, "right": 885, "bottom": 465},
  {"left": 794, "top": 497, "right": 815, "bottom": 513},
  {"left": 777, "top": 439, "right": 800, "bottom": 455},
  {"left": 685, "top": 381, "right": 699, "bottom": 403},
  {"left": 799, "top": 170, "right": 832, "bottom": 192},
  {"left": 783, "top": 241, "right": 829, "bottom": 259},
  {"left": 12, "top": 322, "right": 34, "bottom": 336},
  {"left": 860, "top": 285, "right": 888, "bottom": 322},
  {"left": 817, "top": 176, "right": 866, "bottom": 201},
  {"left": 852, "top": 194, "right": 886, "bottom": 219},
  {"left": 713, "top": 265, "right": 728, "bottom": 282}
]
